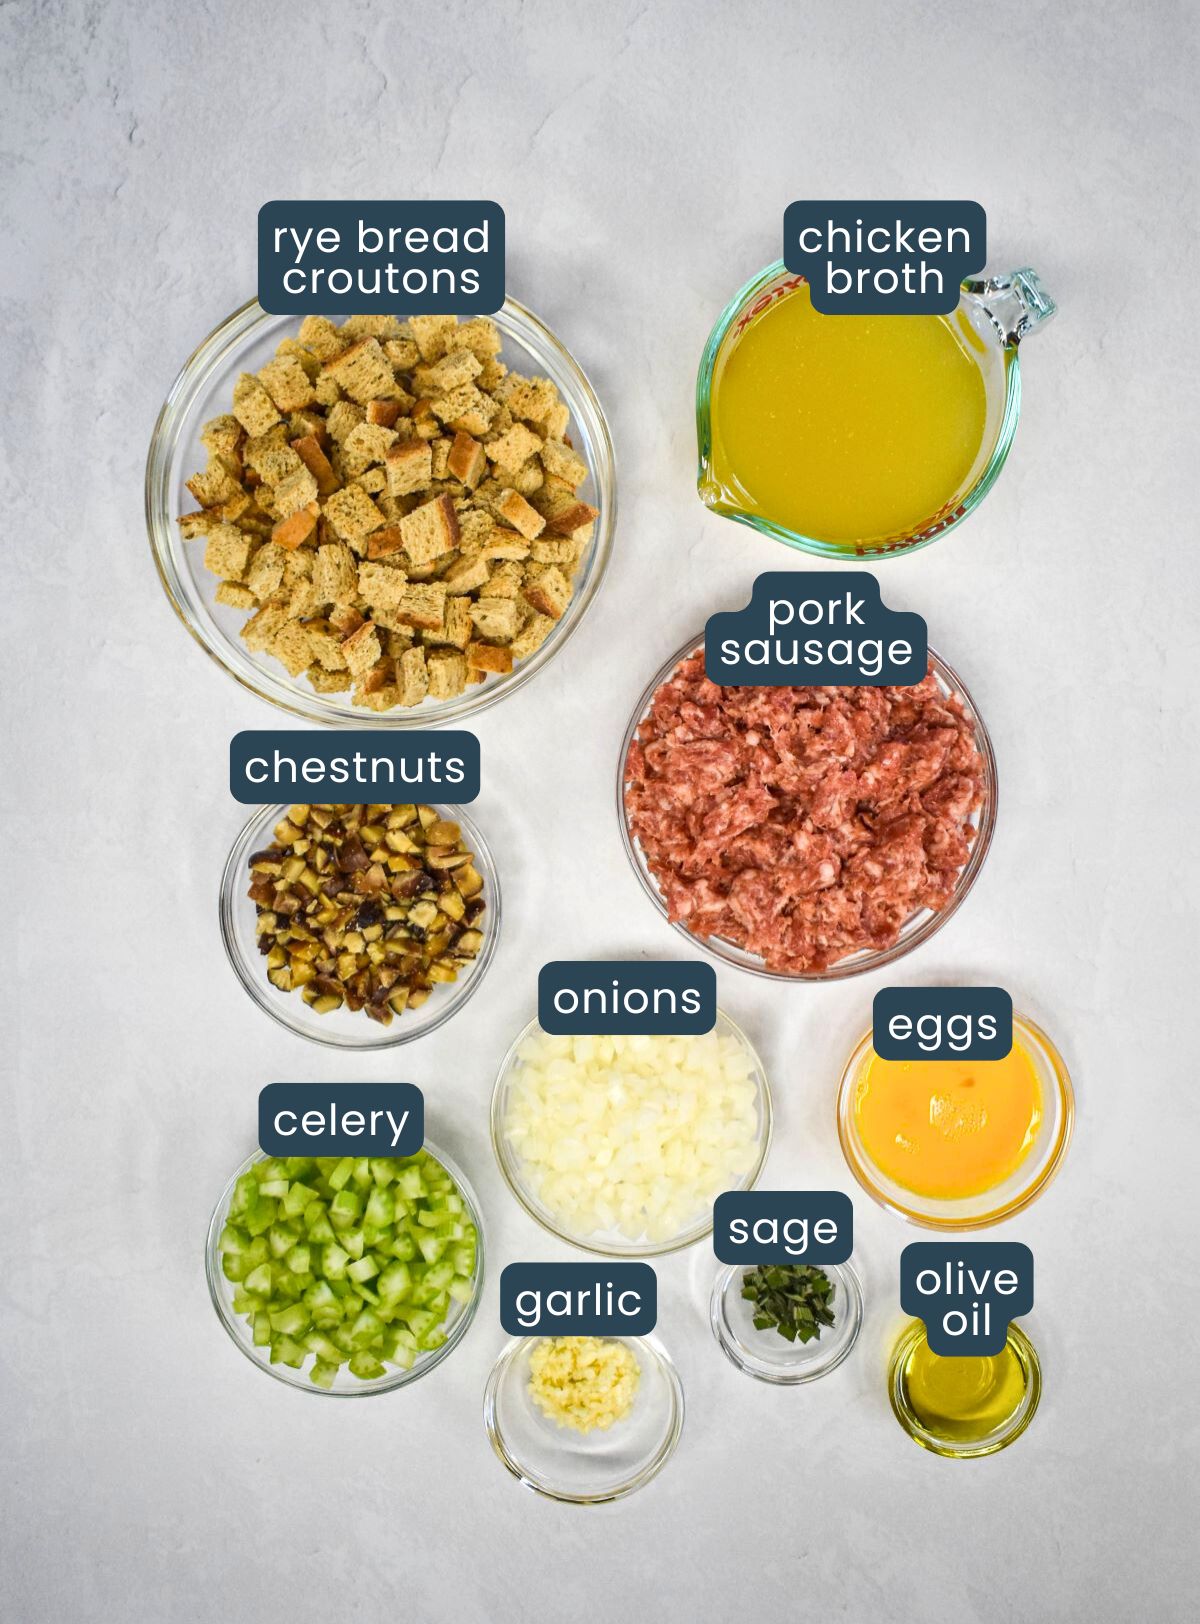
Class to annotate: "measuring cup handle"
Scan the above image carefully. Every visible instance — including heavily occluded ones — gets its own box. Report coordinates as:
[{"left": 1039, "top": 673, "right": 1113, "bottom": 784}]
[{"left": 963, "top": 268, "right": 1057, "bottom": 347}]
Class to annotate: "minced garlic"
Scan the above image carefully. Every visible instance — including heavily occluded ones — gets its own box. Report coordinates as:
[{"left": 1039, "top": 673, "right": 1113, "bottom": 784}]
[{"left": 528, "top": 1336, "right": 640, "bottom": 1433}]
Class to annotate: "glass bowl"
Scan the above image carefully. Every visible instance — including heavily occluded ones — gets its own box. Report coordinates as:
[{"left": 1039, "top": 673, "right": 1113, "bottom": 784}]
[
  {"left": 219, "top": 800, "right": 500, "bottom": 1049},
  {"left": 490, "top": 1011, "right": 773, "bottom": 1256},
  {"left": 206, "top": 1141, "right": 485, "bottom": 1396},
  {"left": 146, "top": 297, "right": 615, "bottom": 726},
  {"left": 617, "top": 633, "right": 997, "bottom": 982},
  {"left": 836, "top": 1012, "right": 1074, "bottom": 1229},
  {"left": 888, "top": 1319, "right": 1042, "bottom": 1458},
  {"left": 483, "top": 1335, "right": 684, "bottom": 1503},
  {"left": 709, "top": 1260, "right": 864, "bottom": 1384}
]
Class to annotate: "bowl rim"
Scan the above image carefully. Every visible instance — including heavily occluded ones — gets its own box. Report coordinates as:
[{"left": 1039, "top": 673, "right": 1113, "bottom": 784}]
[
  {"left": 219, "top": 799, "right": 501, "bottom": 1049},
  {"left": 616, "top": 632, "right": 999, "bottom": 981},
  {"left": 146, "top": 295, "right": 617, "bottom": 727},
  {"left": 888, "top": 1318, "right": 1042, "bottom": 1457},
  {"left": 694, "top": 259, "right": 1023, "bottom": 561},
  {"left": 708, "top": 1258, "right": 865, "bottom": 1385},
  {"left": 482, "top": 1332, "right": 685, "bottom": 1503},
  {"left": 835, "top": 1011, "right": 1075, "bottom": 1229},
  {"left": 489, "top": 1008, "right": 774, "bottom": 1256},
  {"left": 205, "top": 1139, "right": 485, "bottom": 1396}
]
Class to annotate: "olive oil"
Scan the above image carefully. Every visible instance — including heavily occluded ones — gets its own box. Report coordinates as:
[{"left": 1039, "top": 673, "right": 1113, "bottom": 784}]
[{"left": 890, "top": 1321, "right": 1041, "bottom": 1457}]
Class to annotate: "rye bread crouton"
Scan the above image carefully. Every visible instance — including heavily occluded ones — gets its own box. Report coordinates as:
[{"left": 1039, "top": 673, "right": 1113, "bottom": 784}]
[
  {"left": 432, "top": 384, "right": 497, "bottom": 438},
  {"left": 443, "top": 555, "right": 491, "bottom": 595},
  {"left": 258, "top": 355, "right": 316, "bottom": 414},
  {"left": 326, "top": 400, "right": 366, "bottom": 443},
  {"left": 469, "top": 597, "right": 520, "bottom": 642},
  {"left": 323, "top": 484, "right": 385, "bottom": 546},
  {"left": 273, "top": 465, "right": 320, "bottom": 518},
  {"left": 366, "top": 524, "right": 407, "bottom": 560},
  {"left": 529, "top": 534, "right": 579, "bottom": 565},
  {"left": 270, "top": 621, "right": 314, "bottom": 677},
  {"left": 367, "top": 398, "right": 406, "bottom": 428},
  {"left": 511, "top": 612, "right": 556, "bottom": 660},
  {"left": 341, "top": 620, "right": 382, "bottom": 679},
  {"left": 306, "top": 623, "right": 348, "bottom": 671},
  {"left": 397, "top": 645, "right": 430, "bottom": 707},
  {"left": 298, "top": 316, "right": 346, "bottom": 361},
  {"left": 340, "top": 421, "right": 398, "bottom": 478},
  {"left": 386, "top": 438, "right": 433, "bottom": 497},
  {"left": 409, "top": 315, "right": 458, "bottom": 362},
  {"left": 393, "top": 583, "right": 447, "bottom": 632},
  {"left": 399, "top": 494, "right": 459, "bottom": 567},
  {"left": 200, "top": 415, "right": 244, "bottom": 458},
  {"left": 203, "top": 524, "right": 254, "bottom": 581},
  {"left": 186, "top": 455, "right": 244, "bottom": 510},
  {"left": 423, "top": 596, "right": 472, "bottom": 649},
  {"left": 384, "top": 335, "right": 421, "bottom": 371},
  {"left": 466, "top": 640, "right": 513, "bottom": 675},
  {"left": 356, "top": 561, "right": 410, "bottom": 613},
  {"left": 240, "top": 601, "right": 291, "bottom": 653},
  {"left": 215, "top": 580, "right": 257, "bottom": 609},
  {"left": 313, "top": 542, "right": 359, "bottom": 605},
  {"left": 414, "top": 347, "right": 482, "bottom": 396},
  {"left": 454, "top": 317, "right": 503, "bottom": 360},
  {"left": 522, "top": 563, "right": 572, "bottom": 620},
  {"left": 307, "top": 664, "right": 352, "bottom": 694},
  {"left": 447, "top": 430, "right": 487, "bottom": 487},
  {"left": 291, "top": 434, "right": 339, "bottom": 497},
  {"left": 495, "top": 488, "right": 545, "bottom": 540},
  {"left": 313, "top": 374, "right": 343, "bottom": 408},
  {"left": 271, "top": 507, "right": 317, "bottom": 551},
  {"left": 540, "top": 437, "right": 590, "bottom": 488},
  {"left": 232, "top": 374, "right": 282, "bottom": 437},
  {"left": 487, "top": 421, "right": 543, "bottom": 473},
  {"left": 427, "top": 648, "right": 468, "bottom": 700},
  {"left": 484, "top": 560, "right": 524, "bottom": 599},
  {"left": 245, "top": 543, "right": 287, "bottom": 600},
  {"left": 339, "top": 314, "right": 405, "bottom": 342},
  {"left": 323, "top": 338, "right": 396, "bottom": 403}
]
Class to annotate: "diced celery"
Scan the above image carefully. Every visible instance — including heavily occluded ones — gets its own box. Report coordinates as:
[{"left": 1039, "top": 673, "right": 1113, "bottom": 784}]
[
  {"left": 322, "top": 1243, "right": 349, "bottom": 1279},
  {"left": 347, "top": 1255, "right": 379, "bottom": 1284},
  {"left": 377, "top": 1261, "right": 412, "bottom": 1302},
  {"left": 309, "top": 1360, "right": 338, "bottom": 1389},
  {"left": 328, "top": 1156, "right": 356, "bottom": 1192}
]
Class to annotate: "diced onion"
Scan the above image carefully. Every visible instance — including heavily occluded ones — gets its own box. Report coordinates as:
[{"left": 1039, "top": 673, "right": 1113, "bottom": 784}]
[{"left": 503, "top": 1027, "right": 762, "bottom": 1243}]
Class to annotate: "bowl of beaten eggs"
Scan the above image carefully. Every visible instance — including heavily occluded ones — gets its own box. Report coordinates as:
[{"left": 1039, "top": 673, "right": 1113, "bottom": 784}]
[{"left": 836, "top": 1012, "right": 1074, "bottom": 1229}]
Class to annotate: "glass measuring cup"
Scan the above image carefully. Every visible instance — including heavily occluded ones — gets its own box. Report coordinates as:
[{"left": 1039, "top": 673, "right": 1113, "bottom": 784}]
[{"left": 696, "top": 262, "right": 1056, "bottom": 560}]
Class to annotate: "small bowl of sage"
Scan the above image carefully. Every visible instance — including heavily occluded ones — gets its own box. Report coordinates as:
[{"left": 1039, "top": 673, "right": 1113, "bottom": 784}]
[{"left": 709, "top": 1260, "right": 864, "bottom": 1385}]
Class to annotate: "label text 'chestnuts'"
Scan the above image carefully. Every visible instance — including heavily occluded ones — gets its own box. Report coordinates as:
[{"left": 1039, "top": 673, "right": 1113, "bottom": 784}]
[{"left": 230, "top": 730, "right": 480, "bottom": 803}]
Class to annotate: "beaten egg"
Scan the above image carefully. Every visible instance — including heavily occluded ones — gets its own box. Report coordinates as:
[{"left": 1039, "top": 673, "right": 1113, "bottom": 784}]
[{"left": 852, "top": 1041, "right": 1043, "bottom": 1202}]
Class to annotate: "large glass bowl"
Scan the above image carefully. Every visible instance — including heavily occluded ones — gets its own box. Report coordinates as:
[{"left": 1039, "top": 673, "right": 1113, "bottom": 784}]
[
  {"left": 490, "top": 1010, "right": 772, "bottom": 1256},
  {"left": 206, "top": 1142, "right": 485, "bottom": 1396},
  {"left": 220, "top": 800, "right": 500, "bottom": 1049},
  {"left": 483, "top": 1334, "right": 684, "bottom": 1503},
  {"left": 837, "top": 1012, "right": 1074, "bottom": 1229},
  {"left": 618, "top": 634, "right": 997, "bottom": 981},
  {"left": 146, "top": 297, "right": 615, "bottom": 725}
]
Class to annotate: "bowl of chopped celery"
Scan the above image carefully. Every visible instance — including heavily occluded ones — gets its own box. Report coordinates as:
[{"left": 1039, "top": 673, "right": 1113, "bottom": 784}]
[
  {"left": 206, "top": 1142, "right": 484, "bottom": 1394},
  {"left": 483, "top": 1334, "right": 684, "bottom": 1503}
]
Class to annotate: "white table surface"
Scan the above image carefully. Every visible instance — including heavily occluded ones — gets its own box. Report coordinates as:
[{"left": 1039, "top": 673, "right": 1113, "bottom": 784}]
[{"left": 4, "top": 1, "right": 1196, "bottom": 1618}]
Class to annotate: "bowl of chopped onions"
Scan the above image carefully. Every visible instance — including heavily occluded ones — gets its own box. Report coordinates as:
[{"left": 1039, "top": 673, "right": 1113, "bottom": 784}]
[{"left": 490, "top": 1012, "right": 773, "bottom": 1256}]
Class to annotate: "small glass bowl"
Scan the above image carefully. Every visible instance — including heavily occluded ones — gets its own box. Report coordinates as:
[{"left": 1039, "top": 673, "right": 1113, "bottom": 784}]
[
  {"left": 709, "top": 1260, "right": 864, "bottom": 1384},
  {"left": 483, "top": 1335, "right": 684, "bottom": 1503},
  {"left": 206, "top": 1142, "right": 485, "bottom": 1396},
  {"left": 618, "top": 634, "right": 997, "bottom": 981},
  {"left": 490, "top": 1011, "right": 773, "bottom": 1256},
  {"left": 888, "top": 1319, "right": 1042, "bottom": 1458},
  {"left": 219, "top": 801, "right": 500, "bottom": 1049},
  {"left": 836, "top": 1013, "right": 1074, "bottom": 1229},
  {"left": 146, "top": 297, "right": 615, "bottom": 726}
]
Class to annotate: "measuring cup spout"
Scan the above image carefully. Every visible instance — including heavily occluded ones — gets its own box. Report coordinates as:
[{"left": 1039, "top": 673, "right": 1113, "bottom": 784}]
[{"left": 964, "top": 268, "right": 1057, "bottom": 347}]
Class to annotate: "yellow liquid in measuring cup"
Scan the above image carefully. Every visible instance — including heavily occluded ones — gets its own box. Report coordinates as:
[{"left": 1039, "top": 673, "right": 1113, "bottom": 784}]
[{"left": 709, "top": 281, "right": 991, "bottom": 547}]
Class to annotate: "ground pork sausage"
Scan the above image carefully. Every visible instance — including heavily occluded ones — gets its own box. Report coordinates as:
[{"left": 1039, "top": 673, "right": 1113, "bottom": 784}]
[{"left": 623, "top": 650, "right": 985, "bottom": 973}]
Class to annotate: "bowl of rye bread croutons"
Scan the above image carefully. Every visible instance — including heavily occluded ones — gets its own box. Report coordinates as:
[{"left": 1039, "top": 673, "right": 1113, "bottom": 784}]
[{"left": 147, "top": 303, "right": 615, "bottom": 724}]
